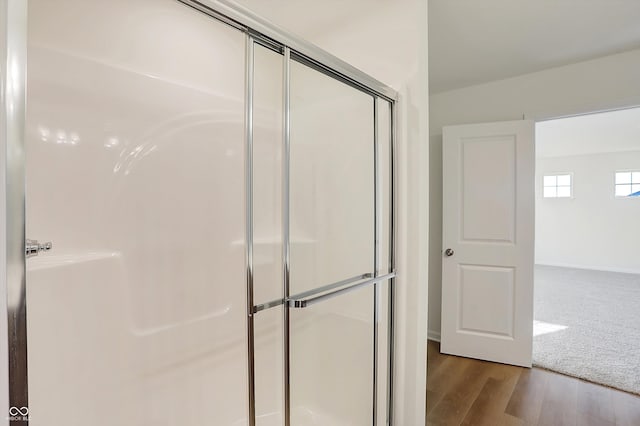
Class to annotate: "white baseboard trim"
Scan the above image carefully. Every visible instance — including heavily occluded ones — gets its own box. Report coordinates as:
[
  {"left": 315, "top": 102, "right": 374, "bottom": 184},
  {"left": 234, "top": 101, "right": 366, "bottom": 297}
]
[
  {"left": 427, "top": 329, "right": 440, "bottom": 342},
  {"left": 536, "top": 262, "right": 640, "bottom": 275}
]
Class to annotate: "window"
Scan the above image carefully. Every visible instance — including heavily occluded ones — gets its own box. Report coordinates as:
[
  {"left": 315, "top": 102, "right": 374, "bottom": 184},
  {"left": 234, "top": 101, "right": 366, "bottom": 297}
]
[
  {"left": 615, "top": 171, "right": 640, "bottom": 197},
  {"left": 543, "top": 174, "right": 572, "bottom": 198}
]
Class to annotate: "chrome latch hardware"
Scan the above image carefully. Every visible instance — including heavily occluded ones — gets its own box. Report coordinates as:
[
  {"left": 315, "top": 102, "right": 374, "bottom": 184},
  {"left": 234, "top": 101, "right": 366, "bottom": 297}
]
[{"left": 26, "top": 239, "right": 52, "bottom": 258}]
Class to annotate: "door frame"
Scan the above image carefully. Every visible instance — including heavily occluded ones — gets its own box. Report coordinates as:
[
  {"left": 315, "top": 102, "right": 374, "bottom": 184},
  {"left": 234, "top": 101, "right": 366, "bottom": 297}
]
[
  {"left": 531, "top": 104, "right": 640, "bottom": 349},
  {"left": 435, "top": 105, "right": 640, "bottom": 363}
]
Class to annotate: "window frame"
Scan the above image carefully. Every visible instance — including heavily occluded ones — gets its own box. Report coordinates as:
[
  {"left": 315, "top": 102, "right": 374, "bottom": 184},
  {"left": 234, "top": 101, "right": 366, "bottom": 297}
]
[
  {"left": 542, "top": 172, "right": 574, "bottom": 199},
  {"left": 614, "top": 170, "right": 640, "bottom": 199}
]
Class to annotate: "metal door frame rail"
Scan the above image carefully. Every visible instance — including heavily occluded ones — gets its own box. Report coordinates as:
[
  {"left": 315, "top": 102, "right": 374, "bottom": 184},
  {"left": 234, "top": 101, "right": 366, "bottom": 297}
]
[
  {"left": 388, "top": 100, "right": 397, "bottom": 426},
  {"left": 245, "top": 36, "right": 257, "bottom": 426},
  {"left": 372, "top": 98, "right": 379, "bottom": 424},
  {"left": 2, "top": 0, "right": 29, "bottom": 424},
  {"left": 281, "top": 45, "right": 292, "bottom": 426}
]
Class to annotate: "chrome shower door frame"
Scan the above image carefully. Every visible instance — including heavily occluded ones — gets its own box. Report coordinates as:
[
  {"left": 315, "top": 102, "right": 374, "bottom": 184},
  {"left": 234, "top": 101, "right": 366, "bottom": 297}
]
[
  {"left": 243, "top": 24, "right": 398, "bottom": 426},
  {"left": 1, "top": 0, "right": 28, "bottom": 424},
  {"left": 3, "top": 1, "right": 398, "bottom": 425}
]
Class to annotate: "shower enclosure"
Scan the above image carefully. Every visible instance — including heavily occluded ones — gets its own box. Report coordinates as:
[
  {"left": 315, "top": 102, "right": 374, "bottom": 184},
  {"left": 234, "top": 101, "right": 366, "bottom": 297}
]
[{"left": 5, "top": 0, "right": 396, "bottom": 425}]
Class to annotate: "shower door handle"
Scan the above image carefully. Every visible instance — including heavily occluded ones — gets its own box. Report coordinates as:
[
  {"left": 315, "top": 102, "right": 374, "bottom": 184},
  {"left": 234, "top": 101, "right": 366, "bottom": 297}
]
[
  {"left": 288, "top": 272, "right": 396, "bottom": 308},
  {"left": 26, "top": 239, "right": 53, "bottom": 258}
]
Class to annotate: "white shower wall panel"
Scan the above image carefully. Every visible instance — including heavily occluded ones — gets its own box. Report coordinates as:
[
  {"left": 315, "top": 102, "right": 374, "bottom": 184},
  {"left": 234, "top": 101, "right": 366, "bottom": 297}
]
[{"left": 25, "top": 0, "right": 256, "bottom": 424}]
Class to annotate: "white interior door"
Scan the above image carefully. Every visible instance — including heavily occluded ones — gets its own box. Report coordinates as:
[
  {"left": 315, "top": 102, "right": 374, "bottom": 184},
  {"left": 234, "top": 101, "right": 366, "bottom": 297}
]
[{"left": 441, "top": 120, "right": 535, "bottom": 367}]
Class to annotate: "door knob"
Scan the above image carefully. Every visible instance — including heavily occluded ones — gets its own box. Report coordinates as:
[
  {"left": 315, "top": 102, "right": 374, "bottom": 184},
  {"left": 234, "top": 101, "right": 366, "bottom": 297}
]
[{"left": 444, "top": 248, "right": 454, "bottom": 257}]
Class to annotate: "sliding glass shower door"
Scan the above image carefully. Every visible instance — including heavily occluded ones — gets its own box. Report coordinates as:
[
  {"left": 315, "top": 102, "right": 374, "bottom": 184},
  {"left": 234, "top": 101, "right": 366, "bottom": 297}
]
[
  {"left": 19, "top": 1, "right": 395, "bottom": 425},
  {"left": 249, "top": 40, "right": 395, "bottom": 426},
  {"left": 288, "top": 59, "right": 375, "bottom": 425}
]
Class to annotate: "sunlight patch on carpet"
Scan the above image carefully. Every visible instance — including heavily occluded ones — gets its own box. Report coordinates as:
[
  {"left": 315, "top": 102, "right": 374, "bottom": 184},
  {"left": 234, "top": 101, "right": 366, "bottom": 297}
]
[{"left": 533, "top": 320, "right": 568, "bottom": 337}]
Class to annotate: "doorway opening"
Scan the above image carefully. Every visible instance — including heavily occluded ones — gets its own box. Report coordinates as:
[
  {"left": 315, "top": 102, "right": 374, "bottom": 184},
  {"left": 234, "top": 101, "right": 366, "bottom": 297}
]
[{"left": 534, "top": 106, "right": 640, "bottom": 395}]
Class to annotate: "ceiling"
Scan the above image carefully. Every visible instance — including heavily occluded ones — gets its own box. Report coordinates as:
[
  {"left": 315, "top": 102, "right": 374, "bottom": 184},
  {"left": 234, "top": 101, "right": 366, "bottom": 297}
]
[
  {"left": 536, "top": 107, "right": 640, "bottom": 158},
  {"left": 225, "top": 1, "right": 640, "bottom": 95},
  {"left": 429, "top": 0, "right": 640, "bottom": 94}
]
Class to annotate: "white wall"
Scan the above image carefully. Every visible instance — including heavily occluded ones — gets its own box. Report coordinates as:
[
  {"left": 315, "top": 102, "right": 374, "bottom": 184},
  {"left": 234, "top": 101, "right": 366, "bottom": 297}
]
[
  {"left": 536, "top": 151, "right": 640, "bottom": 274},
  {"left": 429, "top": 47, "right": 640, "bottom": 340}
]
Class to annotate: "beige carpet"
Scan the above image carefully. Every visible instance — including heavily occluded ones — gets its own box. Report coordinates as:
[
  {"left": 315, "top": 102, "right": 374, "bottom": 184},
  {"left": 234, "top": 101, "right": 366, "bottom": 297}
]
[{"left": 533, "top": 265, "right": 640, "bottom": 395}]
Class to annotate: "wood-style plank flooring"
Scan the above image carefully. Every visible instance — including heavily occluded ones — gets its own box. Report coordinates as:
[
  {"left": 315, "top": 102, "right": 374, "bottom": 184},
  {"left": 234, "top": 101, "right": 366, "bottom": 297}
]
[{"left": 426, "top": 340, "right": 640, "bottom": 426}]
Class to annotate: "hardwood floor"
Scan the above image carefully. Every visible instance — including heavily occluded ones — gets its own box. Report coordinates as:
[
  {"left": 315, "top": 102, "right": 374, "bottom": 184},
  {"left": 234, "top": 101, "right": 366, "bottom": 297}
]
[{"left": 426, "top": 340, "right": 640, "bottom": 426}]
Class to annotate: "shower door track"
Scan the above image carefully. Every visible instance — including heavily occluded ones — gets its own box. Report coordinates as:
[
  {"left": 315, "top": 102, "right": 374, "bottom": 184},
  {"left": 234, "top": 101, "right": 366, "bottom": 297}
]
[
  {"left": 2, "top": 1, "right": 398, "bottom": 425},
  {"left": 178, "top": 0, "right": 397, "bottom": 102}
]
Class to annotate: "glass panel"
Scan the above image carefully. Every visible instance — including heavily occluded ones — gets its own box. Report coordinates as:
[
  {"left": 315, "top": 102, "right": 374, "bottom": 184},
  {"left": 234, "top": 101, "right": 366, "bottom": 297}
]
[
  {"left": 253, "top": 44, "right": 284, "bottom": 305},
  {"left": 557, "top": 186, "right": 571, "bottom": 198},
  {"left": 291, "top": 286, "right": 374, "bottom": 426},
  {"left": 255, "top": 306, "right": 284, "bottom": 426},
  {"left": 631, "top": 184, "right": 640, "bottom": 196},
  {"left": 543, "top": 175, "right": 557, "bottom": 186},
  {"left": 290, "top": 60, "right": 375, "bottom": 294},
  {"left": 543, "top": 187, "right": 557, "bottom": 198},
  {"left": 616, "top": 184, "right": 633, "bottom": 197},
  {"left": 616, "top": 172, "right": 632, "bottom": 184},
  {"left": 26, "top": 1, "right": 248, "bottom": 425},
  {"left": 377, "top": 99, "right": 392, "bottom": 275},
  {"left": 633, "top": 172, "right": 640, "bottom": 183},
  {"left": 557, "top": 174, "right": 571, "bottom": 186}
]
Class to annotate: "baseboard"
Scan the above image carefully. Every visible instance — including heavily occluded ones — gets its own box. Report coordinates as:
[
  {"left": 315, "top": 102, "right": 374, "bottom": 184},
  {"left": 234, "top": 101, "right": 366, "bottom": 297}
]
[
  {"left": 536, "top": 262, "right": 640, "bottom": 275},
  {"left": 427, "top": 329, "right": 441, "bottom": 342}
]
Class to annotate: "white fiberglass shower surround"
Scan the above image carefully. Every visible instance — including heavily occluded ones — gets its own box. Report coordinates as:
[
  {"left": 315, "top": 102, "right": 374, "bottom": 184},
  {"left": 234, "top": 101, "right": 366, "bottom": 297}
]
[{"left": 2, "top": 0, "right": 398, "bottom": 425}]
